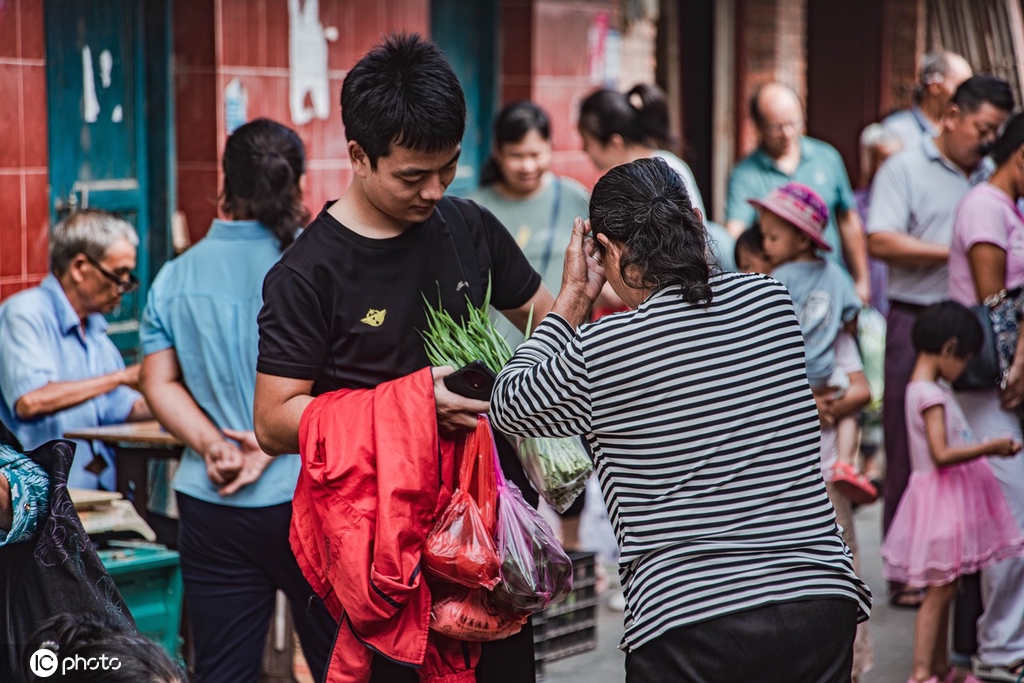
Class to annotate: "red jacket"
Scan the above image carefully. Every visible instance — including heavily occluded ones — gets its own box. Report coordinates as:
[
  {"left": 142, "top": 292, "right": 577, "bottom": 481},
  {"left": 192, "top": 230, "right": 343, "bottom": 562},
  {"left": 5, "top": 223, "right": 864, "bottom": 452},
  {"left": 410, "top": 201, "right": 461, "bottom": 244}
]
[{"left": 290, "top": 368, "right": 479, "bottom": 683}]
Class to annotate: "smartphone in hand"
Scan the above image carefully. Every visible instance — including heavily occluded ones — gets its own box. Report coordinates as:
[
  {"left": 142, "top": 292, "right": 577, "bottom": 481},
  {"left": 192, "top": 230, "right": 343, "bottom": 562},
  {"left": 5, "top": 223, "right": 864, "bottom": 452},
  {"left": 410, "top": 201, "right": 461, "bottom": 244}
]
[{"left": 443, "top": 360, "right": 497, "bottom": 401}]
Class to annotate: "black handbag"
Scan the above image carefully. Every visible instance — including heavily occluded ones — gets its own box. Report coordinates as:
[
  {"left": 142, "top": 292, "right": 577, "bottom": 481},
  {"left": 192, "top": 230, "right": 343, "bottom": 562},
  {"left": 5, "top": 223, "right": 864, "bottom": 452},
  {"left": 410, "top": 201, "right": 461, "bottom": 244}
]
[
  {"left": 953, "top": 287, "right": 1024, "bottom": 392},
  {"left": 0, "top": 435, "right": 134, "bottom": 681}
]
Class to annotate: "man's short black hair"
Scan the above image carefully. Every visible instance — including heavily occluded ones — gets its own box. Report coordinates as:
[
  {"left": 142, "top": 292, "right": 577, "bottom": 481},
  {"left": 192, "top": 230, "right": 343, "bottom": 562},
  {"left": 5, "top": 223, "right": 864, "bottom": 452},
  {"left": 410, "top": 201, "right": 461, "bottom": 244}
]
[
  {"left": 951, "top": 75, "right": 1015, "bottom": 115},
  {"left": 340, "top": 33, "right": 466, "bottom": 169}
]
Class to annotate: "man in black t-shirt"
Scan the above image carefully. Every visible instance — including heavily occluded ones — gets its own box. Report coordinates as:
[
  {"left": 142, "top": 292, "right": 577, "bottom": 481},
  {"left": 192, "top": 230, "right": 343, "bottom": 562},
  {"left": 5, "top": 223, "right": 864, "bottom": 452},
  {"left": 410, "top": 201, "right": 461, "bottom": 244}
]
[{"left": 254, "top": 34, "right": 552, "bottom": 683}]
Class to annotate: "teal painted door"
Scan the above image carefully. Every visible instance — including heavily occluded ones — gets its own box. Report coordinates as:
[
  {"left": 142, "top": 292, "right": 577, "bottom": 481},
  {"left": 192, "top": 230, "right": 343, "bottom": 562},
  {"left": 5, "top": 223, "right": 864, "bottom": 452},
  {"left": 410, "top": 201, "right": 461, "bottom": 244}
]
[
  {"left": 45, "top": 0, "right": 151, "bottom": 361},
  {"left": 431, "top": 0, "right": 499, "bottom": 195}
]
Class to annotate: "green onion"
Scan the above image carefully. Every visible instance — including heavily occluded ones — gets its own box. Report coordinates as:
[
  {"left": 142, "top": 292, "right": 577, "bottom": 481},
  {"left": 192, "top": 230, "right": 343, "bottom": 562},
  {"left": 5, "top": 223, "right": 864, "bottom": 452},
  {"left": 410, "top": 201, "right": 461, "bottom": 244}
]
[{"left": 421, "top": 276, "right": 513, "bottom": 375}]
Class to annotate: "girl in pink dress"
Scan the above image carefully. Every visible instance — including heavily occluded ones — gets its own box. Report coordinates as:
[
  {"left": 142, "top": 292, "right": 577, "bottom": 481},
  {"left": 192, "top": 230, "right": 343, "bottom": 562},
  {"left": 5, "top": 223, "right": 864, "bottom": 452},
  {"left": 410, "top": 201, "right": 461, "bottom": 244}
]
[{"left": 882, "top": 301, "right": 1024, "bottom": 683}]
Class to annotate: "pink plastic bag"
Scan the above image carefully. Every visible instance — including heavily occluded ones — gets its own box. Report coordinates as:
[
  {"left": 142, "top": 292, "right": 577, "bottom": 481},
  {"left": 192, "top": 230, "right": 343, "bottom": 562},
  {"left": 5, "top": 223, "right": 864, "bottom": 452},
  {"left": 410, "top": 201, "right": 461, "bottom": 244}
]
[{"left": 492, "top": 438, "right": 574, "bottom": 614}]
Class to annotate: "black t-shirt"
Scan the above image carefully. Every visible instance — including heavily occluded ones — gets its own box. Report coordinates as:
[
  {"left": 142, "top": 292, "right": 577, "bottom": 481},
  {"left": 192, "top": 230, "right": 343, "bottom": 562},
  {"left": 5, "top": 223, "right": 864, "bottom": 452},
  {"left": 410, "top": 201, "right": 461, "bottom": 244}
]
[
  {"left": 257, "top": 198, "right": 543, "bottom": 505},
  {"left": 258, "top": 197, "right": 541, "bottom": 394}
]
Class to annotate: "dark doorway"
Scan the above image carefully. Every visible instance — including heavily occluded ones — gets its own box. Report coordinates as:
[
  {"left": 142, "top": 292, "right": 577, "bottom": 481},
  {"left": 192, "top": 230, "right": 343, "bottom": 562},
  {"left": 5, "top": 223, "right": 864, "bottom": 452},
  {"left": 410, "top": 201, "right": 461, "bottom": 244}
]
[
  {"left": 662, "top": 0, "right": 714, "bottom": 210},
  {"left": 806, "top": 0, "right": 884, "bottom": 188}
]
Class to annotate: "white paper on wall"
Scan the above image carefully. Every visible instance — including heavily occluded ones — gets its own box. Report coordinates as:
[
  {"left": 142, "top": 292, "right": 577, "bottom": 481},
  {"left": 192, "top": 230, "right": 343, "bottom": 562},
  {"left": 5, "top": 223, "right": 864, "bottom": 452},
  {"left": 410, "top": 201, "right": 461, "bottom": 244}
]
[
  {"left": 288, "top": 0, "right": 334, "bottom": 126},
  {"left": 99, "top": 50, "right": 113, "bottom": 88},
  {"left": 225, "top": 78, "right": 249, "bottom": 134},
  {"left": 82, "top": 46, "right": 100, "bottom": 123}
]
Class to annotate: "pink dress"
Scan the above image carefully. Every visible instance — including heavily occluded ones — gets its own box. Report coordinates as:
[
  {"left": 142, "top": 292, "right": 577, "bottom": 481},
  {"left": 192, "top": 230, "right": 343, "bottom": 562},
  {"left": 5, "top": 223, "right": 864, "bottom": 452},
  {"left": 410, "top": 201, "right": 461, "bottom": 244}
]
[{"left": 881, "top": 380, "right": 1024, "bottom": 587}]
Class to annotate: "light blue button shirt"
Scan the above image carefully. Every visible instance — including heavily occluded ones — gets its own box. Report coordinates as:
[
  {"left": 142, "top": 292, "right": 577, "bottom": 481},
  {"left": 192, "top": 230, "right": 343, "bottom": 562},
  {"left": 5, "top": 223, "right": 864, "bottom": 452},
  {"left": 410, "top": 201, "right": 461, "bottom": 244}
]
[
  {"left": 140, "top": 220, "right": 300, "bottom": 507},
  {"left": 0, "top": 275, "right": 139, "bottom": 490}
]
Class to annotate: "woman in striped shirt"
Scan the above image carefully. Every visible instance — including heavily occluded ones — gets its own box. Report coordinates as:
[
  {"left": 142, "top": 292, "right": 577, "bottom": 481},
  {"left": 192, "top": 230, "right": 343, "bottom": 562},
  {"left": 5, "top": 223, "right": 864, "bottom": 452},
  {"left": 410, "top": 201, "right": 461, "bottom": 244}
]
[{"left": 490, "top": 157, "right": 871, "bottom": 682}]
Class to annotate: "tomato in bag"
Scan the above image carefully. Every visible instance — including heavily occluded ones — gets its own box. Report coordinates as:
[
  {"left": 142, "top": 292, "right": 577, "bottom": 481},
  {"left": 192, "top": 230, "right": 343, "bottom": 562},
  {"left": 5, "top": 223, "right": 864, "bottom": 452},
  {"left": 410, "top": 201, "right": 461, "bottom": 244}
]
[
  {"left": 430, "top": 583, "right": 527, "bottom": 642},
  {"left": 423, "top": 415, "right": 500, "bottom": 589}
]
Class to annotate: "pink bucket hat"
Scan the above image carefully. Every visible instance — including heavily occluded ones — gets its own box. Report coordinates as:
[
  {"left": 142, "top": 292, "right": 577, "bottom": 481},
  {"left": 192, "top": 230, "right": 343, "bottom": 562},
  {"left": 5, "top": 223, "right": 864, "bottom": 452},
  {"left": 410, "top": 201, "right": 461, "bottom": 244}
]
[{"left": 748, "top": 182, "right": 831, "bottom": 252}]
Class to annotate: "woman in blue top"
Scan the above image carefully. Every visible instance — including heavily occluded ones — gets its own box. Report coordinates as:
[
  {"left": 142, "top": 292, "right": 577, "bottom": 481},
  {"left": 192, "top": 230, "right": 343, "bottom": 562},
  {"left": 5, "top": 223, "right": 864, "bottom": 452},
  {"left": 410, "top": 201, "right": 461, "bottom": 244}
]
[{"left": 139, "top": 119, "right": 335, "bottom": 682}]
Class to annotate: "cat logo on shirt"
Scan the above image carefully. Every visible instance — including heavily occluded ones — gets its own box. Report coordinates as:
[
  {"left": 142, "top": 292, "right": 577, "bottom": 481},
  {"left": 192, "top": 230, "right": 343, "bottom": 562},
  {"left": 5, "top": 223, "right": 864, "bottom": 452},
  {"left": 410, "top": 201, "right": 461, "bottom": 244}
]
[{"left": 361, "top": 309, "right": 386, "bottom": 327}]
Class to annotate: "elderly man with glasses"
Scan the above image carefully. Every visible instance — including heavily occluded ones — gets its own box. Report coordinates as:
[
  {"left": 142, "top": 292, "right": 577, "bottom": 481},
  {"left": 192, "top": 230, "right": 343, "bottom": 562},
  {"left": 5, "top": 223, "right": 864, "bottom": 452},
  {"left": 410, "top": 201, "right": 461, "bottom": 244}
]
[
  {"left": 0, "top": 209, "right": 150, "bottom": 490},
  {"left": 725, "top": 82, "right": 871, "bottom": 304}
]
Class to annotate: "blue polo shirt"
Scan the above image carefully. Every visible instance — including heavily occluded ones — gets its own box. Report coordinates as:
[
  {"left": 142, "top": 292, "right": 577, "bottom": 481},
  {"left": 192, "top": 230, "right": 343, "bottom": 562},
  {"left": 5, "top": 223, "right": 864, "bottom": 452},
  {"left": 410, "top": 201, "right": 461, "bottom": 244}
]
[
  {"left": 0, "top": 275, "right": 139, "bottom": 490},
  {"left": 726, "top": 137, "right": 857, "bottom": 265},
  {"left": 140, "top": 220, "right": 300, "bottom": 507},
  {"left": 881, "top": 104, "right": 936, "bottom": 150}
]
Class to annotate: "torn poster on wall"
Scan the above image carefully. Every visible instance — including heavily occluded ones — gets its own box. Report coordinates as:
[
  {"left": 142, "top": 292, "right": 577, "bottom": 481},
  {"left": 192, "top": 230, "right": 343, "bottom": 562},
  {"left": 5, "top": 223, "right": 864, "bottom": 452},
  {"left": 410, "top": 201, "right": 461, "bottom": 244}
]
[{"left": 288, "top": 0, "right": 337, "bottom": 126}]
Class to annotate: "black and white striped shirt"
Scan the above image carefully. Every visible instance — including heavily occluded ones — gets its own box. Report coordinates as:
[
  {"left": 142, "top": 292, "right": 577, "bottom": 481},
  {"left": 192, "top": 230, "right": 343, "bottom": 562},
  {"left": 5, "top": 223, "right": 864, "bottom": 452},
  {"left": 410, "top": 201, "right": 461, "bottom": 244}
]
[{"left": 491, "top": 272, "right": 871, "bottom": 651}]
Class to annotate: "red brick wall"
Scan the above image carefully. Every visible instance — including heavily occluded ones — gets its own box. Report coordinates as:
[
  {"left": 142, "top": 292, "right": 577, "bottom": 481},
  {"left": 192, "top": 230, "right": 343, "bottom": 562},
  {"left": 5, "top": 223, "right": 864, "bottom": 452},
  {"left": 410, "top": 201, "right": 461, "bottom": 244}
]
[
  {"left": 735, "top": 0, "right": 807, "bottom": 159},
  {"left": 881, "top": 0, "right": 926, "bottom": 116},
  {"left": 174, "top": 0, "right": 430, "bottom": 244},
  {"left": 0, "top": 0, "right": 48, "bottom": 298},
  {"left": 500, "top": 0, "right": 619, "bottom": 191}
]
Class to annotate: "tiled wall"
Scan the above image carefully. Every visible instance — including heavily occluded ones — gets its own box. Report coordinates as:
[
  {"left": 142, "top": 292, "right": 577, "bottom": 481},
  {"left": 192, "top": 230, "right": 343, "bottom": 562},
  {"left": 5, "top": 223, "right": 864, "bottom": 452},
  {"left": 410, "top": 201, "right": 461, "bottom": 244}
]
[
  {"left": 501, "top": 0, "right": 620, "bottom": 192},
  {"left": 735, "top": 0, "right": 808, "bottom": 159},
  {"left": 0, "top": 0, "right": 49, "bottom": 299},
  {"left": 174, "top": 0, "right": 430, "bottom": 244}
]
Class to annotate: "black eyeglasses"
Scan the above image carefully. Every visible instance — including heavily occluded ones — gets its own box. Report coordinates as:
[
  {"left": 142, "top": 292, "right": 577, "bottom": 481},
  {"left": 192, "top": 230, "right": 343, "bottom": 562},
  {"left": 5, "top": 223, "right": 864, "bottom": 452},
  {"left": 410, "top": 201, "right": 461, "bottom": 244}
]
[{"left": 84, "top": 254, "right": 140, "bottom": 294}]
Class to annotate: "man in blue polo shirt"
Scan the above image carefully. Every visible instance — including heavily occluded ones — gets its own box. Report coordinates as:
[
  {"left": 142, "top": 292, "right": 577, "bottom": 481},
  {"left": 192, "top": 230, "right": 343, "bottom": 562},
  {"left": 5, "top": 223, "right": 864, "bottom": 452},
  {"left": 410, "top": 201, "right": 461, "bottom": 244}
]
[
  {"left": 0, "top": 210, "right": 150, "bottom": 490},
  {"left": 726, "top": 82, "right": 871, "bottom": 302}
]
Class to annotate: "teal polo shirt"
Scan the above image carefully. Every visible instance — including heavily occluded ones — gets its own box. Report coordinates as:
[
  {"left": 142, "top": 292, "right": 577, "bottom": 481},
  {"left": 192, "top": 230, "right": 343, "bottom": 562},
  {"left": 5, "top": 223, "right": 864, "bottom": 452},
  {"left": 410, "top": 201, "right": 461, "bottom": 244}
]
[{"left": 726, "top": 137, "right": 857, "bottom": 262}]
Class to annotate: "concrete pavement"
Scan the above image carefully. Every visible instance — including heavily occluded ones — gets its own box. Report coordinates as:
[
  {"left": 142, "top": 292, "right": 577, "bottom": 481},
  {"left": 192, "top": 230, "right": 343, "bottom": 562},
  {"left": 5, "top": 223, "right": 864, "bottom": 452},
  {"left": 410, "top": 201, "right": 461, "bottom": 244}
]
[{"left": 543, "top": 501, "right": 919, "bottom": 683}]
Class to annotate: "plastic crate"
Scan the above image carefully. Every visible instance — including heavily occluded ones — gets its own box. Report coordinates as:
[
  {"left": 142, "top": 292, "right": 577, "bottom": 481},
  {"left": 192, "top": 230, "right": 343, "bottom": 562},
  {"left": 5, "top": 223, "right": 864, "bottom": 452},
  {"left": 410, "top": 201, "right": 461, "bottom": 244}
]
[
  {"left": 97, "top": 543, "right": 183, "bottom": 658},
  {"left": 533, "top": 550, "right": 599, "bottom": 669}
]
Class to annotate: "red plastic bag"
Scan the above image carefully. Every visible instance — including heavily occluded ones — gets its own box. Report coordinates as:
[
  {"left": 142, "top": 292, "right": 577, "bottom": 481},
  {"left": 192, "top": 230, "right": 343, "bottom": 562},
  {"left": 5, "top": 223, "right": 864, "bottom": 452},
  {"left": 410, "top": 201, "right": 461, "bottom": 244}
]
[
  {"left": 491, "top": 440, "right": 574, "bottom": 614},
  {"left": 430, "top": 583, "right": 527, "bottom": 642},
  {"left": 423, "top": 416, "right": 500, "bottom": 589}
]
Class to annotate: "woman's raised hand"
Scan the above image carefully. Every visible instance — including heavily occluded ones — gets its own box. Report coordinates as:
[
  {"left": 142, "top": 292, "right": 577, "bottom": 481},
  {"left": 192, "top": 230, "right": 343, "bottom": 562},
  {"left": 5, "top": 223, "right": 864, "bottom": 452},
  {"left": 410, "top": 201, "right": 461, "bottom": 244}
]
[{"left": 554, "top": 217, "right": 606, "bottom": 327}]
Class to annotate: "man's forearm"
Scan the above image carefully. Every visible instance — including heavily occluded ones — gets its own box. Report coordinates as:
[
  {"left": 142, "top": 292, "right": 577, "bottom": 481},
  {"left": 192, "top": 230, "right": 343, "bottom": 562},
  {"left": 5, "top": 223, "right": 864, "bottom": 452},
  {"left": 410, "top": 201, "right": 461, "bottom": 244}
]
[
  {"left": 254, "top": 394, "right": 313, "bottom": 456},
  {"left": 15, "top": 373, "right": 126, "bottom": 420},
  {"left": 867, "top": 232, "right": 949, "bottom": 268},
  {"left": 838, "top": 211, "right": 870, "bottom": 290}
]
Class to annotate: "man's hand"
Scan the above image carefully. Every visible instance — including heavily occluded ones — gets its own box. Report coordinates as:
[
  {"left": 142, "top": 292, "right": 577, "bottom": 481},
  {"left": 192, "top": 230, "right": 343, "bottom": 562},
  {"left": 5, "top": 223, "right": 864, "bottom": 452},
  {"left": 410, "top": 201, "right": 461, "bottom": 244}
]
[
  {"left": 854, "top": 278, "right": 871, "bottom": 306},
  {"left": 217, "top": 429, "right": 275, "bottom": 496},
  {"left": 121, "top": 364, "right": 142, "bottom": 390},
  {"left": 432, "top": 366, "right": 489, "bottom": 433}
]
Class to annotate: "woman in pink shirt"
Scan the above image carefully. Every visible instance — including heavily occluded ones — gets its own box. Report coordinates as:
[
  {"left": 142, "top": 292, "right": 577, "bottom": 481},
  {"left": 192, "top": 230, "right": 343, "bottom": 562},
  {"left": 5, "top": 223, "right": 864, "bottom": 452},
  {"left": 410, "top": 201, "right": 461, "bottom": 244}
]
[{"left": 948, "top": 112, "right": 1024, "bottom": 683}]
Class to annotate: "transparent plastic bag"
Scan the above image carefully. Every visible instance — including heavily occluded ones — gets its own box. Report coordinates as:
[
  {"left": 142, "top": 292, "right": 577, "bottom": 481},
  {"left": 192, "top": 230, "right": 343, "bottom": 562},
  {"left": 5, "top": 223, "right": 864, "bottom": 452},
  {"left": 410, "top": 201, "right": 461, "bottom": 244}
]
[
  {"left": 857, "top": 306, "right": 886, "bottom": 412},
  {"left": 423, "top": 416, "right": 500, "bottom": 589},
  {"left": 516, "top": 436, "right": 592, "bottom": 513},
  {"left": 493, "top": 438, "right": 574, "bottom": 614},
  {"left": 429, "top": 583, "right": 527, "bottom": 642}
]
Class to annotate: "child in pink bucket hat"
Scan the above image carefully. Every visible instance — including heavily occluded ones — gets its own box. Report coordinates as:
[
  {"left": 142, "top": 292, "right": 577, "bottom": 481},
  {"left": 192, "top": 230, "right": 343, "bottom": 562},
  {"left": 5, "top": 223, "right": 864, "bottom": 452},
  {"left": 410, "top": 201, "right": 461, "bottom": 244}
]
[{"left": 751, "top": 182, "right": 878, "bottom": 506}]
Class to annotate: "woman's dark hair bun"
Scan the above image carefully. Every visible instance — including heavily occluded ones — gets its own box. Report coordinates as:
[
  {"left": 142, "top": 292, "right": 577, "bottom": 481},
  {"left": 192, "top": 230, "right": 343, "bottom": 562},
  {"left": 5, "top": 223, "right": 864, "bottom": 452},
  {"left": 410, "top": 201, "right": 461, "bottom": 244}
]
[{"left": 220, "top": 118, "right": 309, "bottom": 250}]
